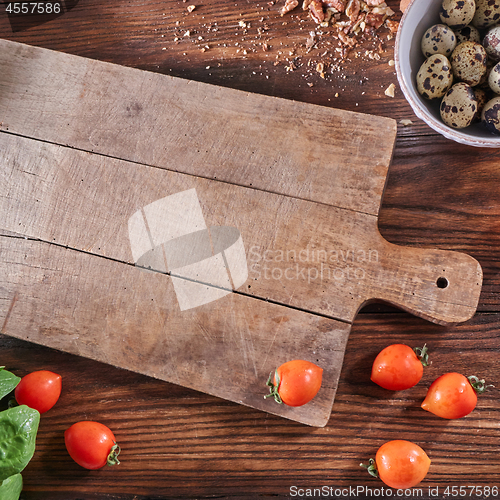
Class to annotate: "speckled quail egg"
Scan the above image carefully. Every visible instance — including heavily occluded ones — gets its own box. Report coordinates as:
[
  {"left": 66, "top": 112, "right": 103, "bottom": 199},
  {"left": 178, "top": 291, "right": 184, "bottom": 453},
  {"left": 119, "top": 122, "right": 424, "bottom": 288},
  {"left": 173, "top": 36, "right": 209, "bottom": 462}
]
[
  {"left": 472, "top": 87, "right": 489, "bottom": 121},
  {"left": 440, "top": 0, "right": 476, "bottom": 28},
  {"left": 440, "top": 82, "right": 479, "bottom": 128},
  {"left": 417, "top": 55, "right": 454, "bottom": 99},
  {"left": 454, "top": 25, "right": 481, "bottom": 45},
  {"left": 483, "top": 26, "right": 500, "bottom": 61},
  {"left": 450, "top": 41, "right": 488, "bottom": 86},
  {"left": 481, "top": 96, "right": 500, "bottom": 134},
  {"left": 488, "top": 62, "right": 500, "bottom": 93},
  {"left": 421, "top": 24, "right": 457, "bottom": 57},
  {"left": 472, "top": 0, "right": 500, "bottom": 29}
]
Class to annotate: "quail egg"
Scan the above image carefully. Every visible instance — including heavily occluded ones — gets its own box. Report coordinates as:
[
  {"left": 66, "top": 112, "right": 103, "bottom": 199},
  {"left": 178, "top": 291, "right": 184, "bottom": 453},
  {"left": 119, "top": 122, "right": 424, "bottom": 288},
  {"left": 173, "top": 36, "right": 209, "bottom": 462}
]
[
  {"left": 454, "top": 25, "right": 481, "bottom": 45},
  {"left": 472, "top": 0, "right": 500, "bottom": 29},
  {"left": 440, "top": 0, "right": 476, "bottom": 28},
  {"left": 450, "top": 41, "right": 488, "bottom": 86},
  {"left": 417, "top": 55, "right": 454, "bottom": 99},
  {"left": 473, "top": 87, "right": 489, "bottom": 121},
  {"left": 440, "top": 82, "right": 479, "bottom": 128},
  {"left": 488, "top": 62, "right": 500, "bottom": 93},
  {"left": 421, "top": 24, "right": 457, "bottom": 57},
  {"left": 481, "top": 96, "right": 500, "bottom": 134},
  {"left": 483, "top": 26, "right": 500, "bottom": 61}
]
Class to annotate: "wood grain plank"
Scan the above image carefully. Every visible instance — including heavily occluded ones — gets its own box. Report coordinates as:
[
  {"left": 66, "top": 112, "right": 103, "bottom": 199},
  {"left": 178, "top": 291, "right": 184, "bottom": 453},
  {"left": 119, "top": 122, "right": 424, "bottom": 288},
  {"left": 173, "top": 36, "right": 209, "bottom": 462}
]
[
  {"left": 0, "top": 0, "right": 499, "bottom": 497},
  {"left": 0, "top": 233, "right": 350, "bottom": 427},
  {"left": 0, "top": 133, "right": 482, "bottom": 324},
  {"left": 380, "top": 134, "right": 500, "bottom": 313},
  {"left": 0, "top": 0, "right": 409, "bottom": 117},
  {"left": 0, "top": 38, "right": 397, "bottom": 217},
  {"left": 0, "top": 312, "right": 498, "bottom": 498}
]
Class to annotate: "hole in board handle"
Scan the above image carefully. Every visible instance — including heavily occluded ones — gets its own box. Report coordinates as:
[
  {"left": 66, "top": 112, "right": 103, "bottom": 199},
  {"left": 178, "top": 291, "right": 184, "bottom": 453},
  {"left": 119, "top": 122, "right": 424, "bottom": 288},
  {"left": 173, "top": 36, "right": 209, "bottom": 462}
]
[{"left": 436, "top": 277, "right": 449, "bottom": 289}]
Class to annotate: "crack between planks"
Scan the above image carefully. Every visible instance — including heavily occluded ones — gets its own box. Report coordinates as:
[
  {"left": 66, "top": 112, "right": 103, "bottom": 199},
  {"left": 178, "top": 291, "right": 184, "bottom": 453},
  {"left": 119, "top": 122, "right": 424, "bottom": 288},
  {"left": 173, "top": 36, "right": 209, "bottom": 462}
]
[
  {"left": 0, "top": 231, "right": 489, "bottom": 319},
  {"left": 0, "top": 129, "right": 380, "bottom": 220},
  {"left": 0, "top": 232, "right": 354, "bottom": 326}
]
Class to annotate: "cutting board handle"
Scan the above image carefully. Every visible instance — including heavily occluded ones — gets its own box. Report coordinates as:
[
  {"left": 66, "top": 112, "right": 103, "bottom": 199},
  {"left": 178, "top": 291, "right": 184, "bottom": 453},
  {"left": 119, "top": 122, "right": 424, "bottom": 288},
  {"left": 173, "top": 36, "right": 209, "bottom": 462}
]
[{"left": 373, "top": 242, "right": 482, "bottom": 325}]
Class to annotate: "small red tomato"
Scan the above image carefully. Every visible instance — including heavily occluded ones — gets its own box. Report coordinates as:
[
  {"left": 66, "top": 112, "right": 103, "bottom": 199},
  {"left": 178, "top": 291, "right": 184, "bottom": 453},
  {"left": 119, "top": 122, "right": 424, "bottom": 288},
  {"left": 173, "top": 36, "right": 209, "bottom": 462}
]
[
  {"left": 421, "top": 373, "right": 489, "bottom": 419},
  {"left": 265, "top": 360, "right": 323, "bottom": 407},
  {"left": 362, "top": 440, "right": 431, "bottom": 489},
  {"left": 65, "top": 421, "right": 120, "bottom": 470},
  {"left": 371, "top": 344, "right": 429, "bottom": 391},
  {"left": 15, "top": 370, "right": 62, "bottom": 414}
]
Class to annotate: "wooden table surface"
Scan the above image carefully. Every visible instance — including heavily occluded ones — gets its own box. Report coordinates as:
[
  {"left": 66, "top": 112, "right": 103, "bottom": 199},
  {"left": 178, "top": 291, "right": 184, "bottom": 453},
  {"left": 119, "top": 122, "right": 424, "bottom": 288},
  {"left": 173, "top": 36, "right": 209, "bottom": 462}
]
[{"left": 1, "top": 1, "right": 499, "bottom": 499}]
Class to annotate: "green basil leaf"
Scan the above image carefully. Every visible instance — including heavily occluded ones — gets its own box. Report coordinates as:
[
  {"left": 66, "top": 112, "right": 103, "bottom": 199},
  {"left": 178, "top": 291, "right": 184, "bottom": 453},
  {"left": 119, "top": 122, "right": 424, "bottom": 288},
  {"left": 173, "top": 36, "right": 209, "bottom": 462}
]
[
  {"left": 0, "top": 473, "right": 23, "bottom": 500},
  {"left": 0, "top": 406, "right": 40, "bottom": 481},
  {"left": 0, "top": 368, "right": 21, "bottom": 400}
]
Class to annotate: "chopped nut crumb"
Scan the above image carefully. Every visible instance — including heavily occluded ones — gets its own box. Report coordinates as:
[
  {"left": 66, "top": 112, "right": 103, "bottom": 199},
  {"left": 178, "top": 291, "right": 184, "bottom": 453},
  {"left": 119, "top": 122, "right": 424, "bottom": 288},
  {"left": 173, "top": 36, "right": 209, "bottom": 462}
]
[
  {"left": 305, "top": 31, "right": 316, "bottom": 52},
  {"left": 399, "top": 119, "right": 413, "bottom": 126},
  {"left": 187, "top": 5, "right": 196, "bottom": 12},
  {"left": 308, "top": 0, "right": 325, "bottom": 23},
  {"left": 280, "top": 0, "right": 299, "bottom": 15},
  {"left": 386, "top": 18, "right": 399, "bottom": 33},
  {"left": 384, "top": 83, "right": 396, "bottom": 97},
  {"left": 388, "top": 59, "right": 395, "bottom": 67}
]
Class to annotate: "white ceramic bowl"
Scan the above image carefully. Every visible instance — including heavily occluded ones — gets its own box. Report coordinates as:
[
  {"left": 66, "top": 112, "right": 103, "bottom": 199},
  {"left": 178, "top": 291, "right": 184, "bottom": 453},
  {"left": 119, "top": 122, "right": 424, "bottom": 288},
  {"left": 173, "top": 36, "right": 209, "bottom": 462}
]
[{"left": 395, "top": 0, "right": 500, "bottom": 147}]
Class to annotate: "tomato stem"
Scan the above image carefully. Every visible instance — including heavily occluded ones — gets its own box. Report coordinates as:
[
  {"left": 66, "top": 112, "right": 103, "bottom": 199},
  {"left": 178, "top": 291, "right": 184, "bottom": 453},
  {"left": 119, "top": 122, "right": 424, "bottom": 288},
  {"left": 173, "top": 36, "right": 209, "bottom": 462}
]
[
  {"left": 414, "top": 344, "right": 430, "bottom": 367},
  {"left": 107, "top": 442, "right": 121, "bottom": 467},
  {"left": 467, "top": 375, "right": 494, "bottom": 394},
  {"left": 360, "top": 458, "right": 378, "bottom": 479},
  {"left": 7, "top": 397, "right": 18, "bottom": 409},
  {"left": 264, "top": 369, "right": 283, "bottom": 404}
]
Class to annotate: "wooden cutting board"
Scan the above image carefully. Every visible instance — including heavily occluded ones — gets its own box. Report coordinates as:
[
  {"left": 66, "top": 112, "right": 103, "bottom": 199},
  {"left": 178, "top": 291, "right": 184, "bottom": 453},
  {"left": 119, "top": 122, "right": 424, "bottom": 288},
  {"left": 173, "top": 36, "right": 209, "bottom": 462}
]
[{"left": 0, "top": 40, "right": 482, "bottom": 426}]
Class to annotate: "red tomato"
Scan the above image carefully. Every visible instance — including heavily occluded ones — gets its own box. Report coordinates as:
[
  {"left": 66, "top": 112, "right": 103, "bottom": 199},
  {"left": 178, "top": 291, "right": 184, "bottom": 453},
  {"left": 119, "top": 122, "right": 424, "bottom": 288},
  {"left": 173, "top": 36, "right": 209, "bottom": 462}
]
[
  {"left": 65, "top": 421, "right": 120, "bottom": 470},
  {"left": 15, "top": 370, "right": 62, "bottom": 414},
  {"left": 265, "top": 360, "right": 323, "bottom": 407},
  {"left": 421, "top": 372, "right": 488, "bottom": 419},
  {"left": 363, "top": 440, "right": 431, "bottom": 489},
  {"left": 371, "top": 344, "right": 429, "bottom": 391}
]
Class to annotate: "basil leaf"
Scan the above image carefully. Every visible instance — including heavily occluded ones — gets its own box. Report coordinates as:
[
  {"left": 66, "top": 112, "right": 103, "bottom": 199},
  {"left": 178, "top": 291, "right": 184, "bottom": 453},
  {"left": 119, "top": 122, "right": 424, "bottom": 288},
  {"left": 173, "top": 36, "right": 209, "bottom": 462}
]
[
  {"left": 0, "top": 406, "right": 40, "bottom": 481},
  {"left": 0, "top": 473, "right": 23, "bottom": 500},
  {"left": 0, "top": 368, "right": 21, "bottom": 400}
]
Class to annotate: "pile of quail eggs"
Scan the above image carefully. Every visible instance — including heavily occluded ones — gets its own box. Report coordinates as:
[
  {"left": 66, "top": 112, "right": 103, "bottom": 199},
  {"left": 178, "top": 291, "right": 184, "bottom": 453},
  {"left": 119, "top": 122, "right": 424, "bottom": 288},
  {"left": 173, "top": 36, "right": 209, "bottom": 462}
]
[{"left": 416, "top": 0, "right": 500, "bottom": 134}]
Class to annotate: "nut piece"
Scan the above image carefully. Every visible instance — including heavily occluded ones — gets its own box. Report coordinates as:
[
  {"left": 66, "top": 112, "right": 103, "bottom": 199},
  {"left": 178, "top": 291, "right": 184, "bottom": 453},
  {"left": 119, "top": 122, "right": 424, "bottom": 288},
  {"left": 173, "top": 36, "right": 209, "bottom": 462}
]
[
  {"left": 385, "top": 83, "right": 396, "bottom": 97},
  {"left": 280, "top": 0, "right": 299, "bottom": 15}
]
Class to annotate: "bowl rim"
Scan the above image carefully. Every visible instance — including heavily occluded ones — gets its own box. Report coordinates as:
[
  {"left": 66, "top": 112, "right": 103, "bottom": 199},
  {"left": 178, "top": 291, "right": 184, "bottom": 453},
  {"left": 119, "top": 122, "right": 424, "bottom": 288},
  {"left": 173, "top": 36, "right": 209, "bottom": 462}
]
[{"left": 394, "top": 0, "right": 500, "bottom": 148}]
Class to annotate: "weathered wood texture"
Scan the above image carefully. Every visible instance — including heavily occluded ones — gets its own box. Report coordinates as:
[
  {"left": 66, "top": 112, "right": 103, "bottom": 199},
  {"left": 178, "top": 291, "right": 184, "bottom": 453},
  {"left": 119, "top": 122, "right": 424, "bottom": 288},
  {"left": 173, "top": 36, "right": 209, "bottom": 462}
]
[
  {"left": 1, "top": 314, "right": 499, "bottom": 499},
  {"left": 0, "top": 0, "right": 500, "bottom": 496},
  {"left": 0, "top": 42, "right": 483, "bottom": 427},
  {"left": 0, "top": 39, "right": 396, "bottom": 217},
  {"left": 0, "top": 128, "right": 482, "bottom": 326}
]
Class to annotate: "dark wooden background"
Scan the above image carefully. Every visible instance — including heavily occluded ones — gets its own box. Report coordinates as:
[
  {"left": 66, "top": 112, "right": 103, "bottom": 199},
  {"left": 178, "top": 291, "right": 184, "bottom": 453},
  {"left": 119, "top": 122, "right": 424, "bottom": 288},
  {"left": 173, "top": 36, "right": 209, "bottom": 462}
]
[{"left": 1, "top": 0, "right": 499, "bottom": 498}]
